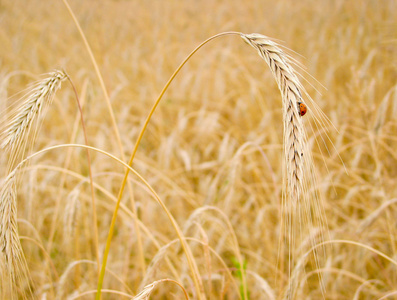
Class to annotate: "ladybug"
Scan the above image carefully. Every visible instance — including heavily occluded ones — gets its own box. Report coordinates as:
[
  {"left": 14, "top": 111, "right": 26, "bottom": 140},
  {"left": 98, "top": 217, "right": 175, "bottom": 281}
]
[{"left": 297, "top": 102, "right": 307, "bottom": 117}]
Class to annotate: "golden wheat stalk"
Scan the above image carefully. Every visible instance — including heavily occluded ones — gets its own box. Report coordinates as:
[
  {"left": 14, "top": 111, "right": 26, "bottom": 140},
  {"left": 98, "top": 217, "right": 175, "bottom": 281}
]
[
  {"left": 241, "top": 33, "right": 327, "bottom": 298},
  {"left": 0, "top": 170, "right": 28, "bottom": 290},
  {"left": 241, "top": 33, "right": 306, "bottom": 203},
  {"left": 0, "top": 70, "right": 67, "bottom": 297},
  {"left": 0, "top": 70, "right": 67, "bottom": 169}
]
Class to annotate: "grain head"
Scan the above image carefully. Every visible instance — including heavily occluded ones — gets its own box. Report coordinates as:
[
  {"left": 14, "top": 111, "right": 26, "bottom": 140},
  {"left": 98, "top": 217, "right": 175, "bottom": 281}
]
[
  {"left": 0, "top": 70, "right": 67, "bottom": 170},
  {"left": 241, "top": 33, "right": 328, "bottom": 297},
  {"left": 0, "top": 170, "right": 29, "bottom": 296}
]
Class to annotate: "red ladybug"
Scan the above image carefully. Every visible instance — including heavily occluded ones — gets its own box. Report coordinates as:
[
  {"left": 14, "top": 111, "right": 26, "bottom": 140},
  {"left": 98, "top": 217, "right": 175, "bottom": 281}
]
[{"left": 297, "top": 102, "right": 307, "bottom": 117}]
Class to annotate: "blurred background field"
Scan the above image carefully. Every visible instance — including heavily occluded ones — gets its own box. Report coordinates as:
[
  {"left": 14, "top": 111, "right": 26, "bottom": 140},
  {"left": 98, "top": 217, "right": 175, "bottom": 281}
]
[{"left": 0, "top": 0, "right": 396, "bottom": 299}]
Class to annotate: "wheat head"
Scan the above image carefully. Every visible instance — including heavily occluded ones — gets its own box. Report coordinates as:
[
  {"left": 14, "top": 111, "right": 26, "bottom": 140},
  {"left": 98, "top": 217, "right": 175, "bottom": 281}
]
[
  {"left": 241, "top": 33, "right": 327, "bottom": 298},
  {"left": 0, "top": 70, "right": 67, "bottom": 169},
  {"left": 241, "top": 33, "right": 306, "bottom": 203},
  {"left": 0, "top": 170, "right": 28, "bottom": 293}
]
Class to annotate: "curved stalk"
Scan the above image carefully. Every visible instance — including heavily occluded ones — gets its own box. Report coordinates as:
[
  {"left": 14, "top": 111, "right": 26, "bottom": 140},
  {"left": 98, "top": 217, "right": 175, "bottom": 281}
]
[{"left": 96, "top": 31, "right": 242, "bottom": 300}]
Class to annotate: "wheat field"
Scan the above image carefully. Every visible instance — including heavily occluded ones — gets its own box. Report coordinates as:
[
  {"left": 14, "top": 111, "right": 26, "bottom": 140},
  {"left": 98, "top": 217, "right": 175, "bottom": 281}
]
[{"left": 0, "top": 0, "right": 397, "bottom": 299}]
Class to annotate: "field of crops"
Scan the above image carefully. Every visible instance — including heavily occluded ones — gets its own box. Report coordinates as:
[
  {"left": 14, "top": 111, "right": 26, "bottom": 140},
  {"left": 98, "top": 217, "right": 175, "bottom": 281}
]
[{"left": 0, "top": 1, "right": 396, "bottom": 299}]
